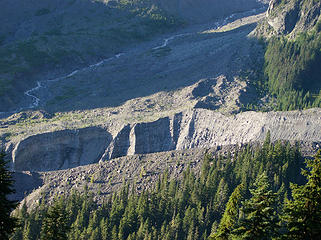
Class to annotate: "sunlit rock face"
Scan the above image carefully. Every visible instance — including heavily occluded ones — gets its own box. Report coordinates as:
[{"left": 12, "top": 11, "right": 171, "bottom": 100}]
[
  {"left": 266, "top": 0, "right": 321, "bottom": 37},
  {"left": 10, "top": 108, "right": 321, "bottom": 171}
]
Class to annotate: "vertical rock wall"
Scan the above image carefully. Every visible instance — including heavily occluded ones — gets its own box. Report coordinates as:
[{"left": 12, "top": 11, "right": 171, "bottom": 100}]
[
  {"left": 10, "top": 108, "right": 321, "bottom": 171},
  {"left": 12, "top": 127, "right": 112, "bottom": 171}
]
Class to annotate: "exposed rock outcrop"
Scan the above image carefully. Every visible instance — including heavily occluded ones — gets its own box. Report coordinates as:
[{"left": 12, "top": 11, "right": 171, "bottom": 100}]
[
  {"left": 9, "top": 108, "right": 321, "bottom": 171},
  {"left": 266, "top": 0, "right": 321, "bottom": 36},
  {"left": 12, "top": 127, "right": 112, "bottom": 171},
  {"left": 13, "top": 141, "right": 320, "bottom": 208}
]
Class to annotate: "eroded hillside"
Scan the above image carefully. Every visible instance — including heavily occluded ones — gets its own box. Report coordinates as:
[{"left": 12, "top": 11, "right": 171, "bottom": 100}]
[
  {"left": 2, "top": 108, "right": 320, "bottom": 172},
  {"left": 0, "top": 0, "right": 180, "bottom": 111},
  {"left": 0, "top": 0, "right": 267, "bottom": 112},
  {"left": 1, "top": 0, "right": 320, "bottom": 216}
]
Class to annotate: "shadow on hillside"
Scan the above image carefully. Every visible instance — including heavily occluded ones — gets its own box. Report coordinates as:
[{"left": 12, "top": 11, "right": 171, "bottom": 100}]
[
  {"left": 39, "top": 22, "right": 261, "bottom": 113},
  {"left": 0, "top": 0, "right": 181, "bottom": 113},
  {"left": 10, "top": 172, "right": 43, "bottom": 202}
]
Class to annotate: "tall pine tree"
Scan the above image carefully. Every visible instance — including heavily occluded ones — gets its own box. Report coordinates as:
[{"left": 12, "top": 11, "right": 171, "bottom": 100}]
[
  {"left": 40, "top": 197, "right": 70, "bottom": 240},
  {"left": 234, "top": 173, "right": 279, "bottom": 240},
  {"left": 0, "top": 152, "right": 17, "bottom": 240},
  {"left": 282, "top": 150, "right": 321, "bottom": 239},
  {"left": 209, "top": 183, "right": 244, "bottom": 240}
]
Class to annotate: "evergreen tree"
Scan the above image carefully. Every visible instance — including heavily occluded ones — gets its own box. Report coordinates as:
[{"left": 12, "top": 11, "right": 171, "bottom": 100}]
[
  {"left": 282, "top": 150, "right": 321, "bottom": 239},
  {"left": 8, "top": 141, "right": 304, "bottom": 240},
  {"left": 213, "top": 179, "right": 229, "bottom": 215},
  {"left": 209, "top": 184, "right": 244, "bottom": 240},
  {"left": 234, "top": 173, "right": 279, "bottom": 240},
  {"left": 0, "top": 152, "right": 18, "bottom": 240},
  {"left": 40, "top": 198, "right": 70, "bottom": 240}
]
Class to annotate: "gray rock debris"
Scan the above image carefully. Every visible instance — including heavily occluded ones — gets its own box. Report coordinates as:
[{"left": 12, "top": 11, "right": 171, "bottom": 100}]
[
  {"left": 12, "top": 127, "right": 112, "bottom": 171},
  {"left": 10, "top": 108, "right": 321, "bottom": 171},
  {"left": 266, "top": 0, "right": 321, "bottom": 37}
]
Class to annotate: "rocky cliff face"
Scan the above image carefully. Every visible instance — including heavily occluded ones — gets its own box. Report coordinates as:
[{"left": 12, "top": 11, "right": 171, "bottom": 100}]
[
  {"left": 153, "top": 0, "right": 267, "bottom": 22},
  {"left": 266, "top": 0, "right": 321, "bottom": 36},
  {"left": 12, "top": 127, "right": 112, "bottom": 171},
  {"left": 9, "top": 108, "right": 321, "bottom": 171}
]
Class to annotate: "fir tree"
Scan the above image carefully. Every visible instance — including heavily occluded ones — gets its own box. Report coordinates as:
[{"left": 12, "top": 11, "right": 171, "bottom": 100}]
[
  {"left": 234, "top": 173, "right": 279, "bottom": 240},
  {"left": 213, "top": 179, "right": 229, "bottom": 215},
  {"left": 0, "top": 152, "right": 18, "bottom": 240},
  {"left": 8, "top": 141, "right": 305, "bottom": 240},
  {"left": 282, "top": 150, "right": 321, "bottom": 239},
  {"left": 209, "top": 184, "right": 244, "bottom": 240},
  {"left": 40, "top": 198, "right": 70, "bottom": 240}
]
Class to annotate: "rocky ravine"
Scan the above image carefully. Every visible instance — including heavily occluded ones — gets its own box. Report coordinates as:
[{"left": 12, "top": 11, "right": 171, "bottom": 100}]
[
  {"left": 8, "top": 108, "right": 321, "bottom": 172},
  {"left": 267, "top": 0, "right": 321, "bottom": 36}
]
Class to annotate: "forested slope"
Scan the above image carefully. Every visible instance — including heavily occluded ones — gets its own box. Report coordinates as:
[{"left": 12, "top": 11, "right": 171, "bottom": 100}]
[
  {"left": 11, "top": 135, "right": 321, "bottom": 240},
  {"left": 264, "top": 24, "right": 321, "bottom": 110},
  {"left": 253, "top": 0, "right": 321, "bottom": 111}
]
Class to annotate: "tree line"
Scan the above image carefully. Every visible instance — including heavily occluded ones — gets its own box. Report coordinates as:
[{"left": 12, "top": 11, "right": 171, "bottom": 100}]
[
  {"left": 1, "top": 134, "right": 321, "bottom": 239},
  {"left": 263, "top": 20, "right": 321, "bottom": 111}
]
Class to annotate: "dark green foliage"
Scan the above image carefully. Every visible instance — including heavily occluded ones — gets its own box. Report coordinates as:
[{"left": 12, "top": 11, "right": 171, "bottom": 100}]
[
  {"left": 16, "top": 41, "right": 51, "bottom": 68},
  {"left": 263, "top": 27, "right": 321, "bottom": 110},
  {"left": 209, "top": 184, "right": 244, "bottom": 240},
  {"left": 233, "top": 173, "right": 279, "bottom": 240},
  {"left": 0, "top": 152, "right": 18, "bottom": 240},
  {"left": 209, "top": 148, "right": 321, "bottom": 240},
  {"left": 281, "top": 150, "right": 321, "bottom": 240},
  {"left": 40, "top": 197, "right": 70, "bottom": 240},
  {"left": 11, "top": 137, "right": 304, "bottom": 240},
  {"left": 0, "top": 35, "right": 5, "bottom": 46}
]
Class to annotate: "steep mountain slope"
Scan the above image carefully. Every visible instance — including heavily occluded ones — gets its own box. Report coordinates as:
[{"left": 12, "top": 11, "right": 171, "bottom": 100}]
[
  {"left": 0, "top": 0, "right": 180, "bottom": 111},
  {"left": 4, "top": 108, "right": 321, "bottom": 172},
  {"left": 12, "top": 140, "right": 319, "bottom": 209},
  {"left": 249, "top": 0, "right": 321, "bottom": 111},
  {"left": 25, "top": 12, "right": 265, "bottom": 113},
  {"left": 153, "top": 0, "right": 267, "bottom": 22},
  {"left": 0, "top": 10, "right": 267, "bottom": 119},
  {"left": 264, "top": 0, "right": 321, "bottom": 37},
  {"left": 0, "top": 0, "right": 267, "bottom": 112},
  {"left": 1, "top": 1, "right": 320, "bottom": 222}
]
